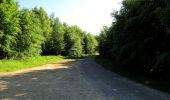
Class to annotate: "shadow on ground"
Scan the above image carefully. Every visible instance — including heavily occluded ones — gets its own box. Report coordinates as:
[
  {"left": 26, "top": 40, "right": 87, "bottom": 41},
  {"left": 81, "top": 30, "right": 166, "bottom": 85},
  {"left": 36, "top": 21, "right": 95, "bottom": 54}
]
[
  {"left": 1, "top": 57, "right": 170, "bottom": 100},
  {"left": 0, "top": 61, "right": 79, "bottom": 100}
]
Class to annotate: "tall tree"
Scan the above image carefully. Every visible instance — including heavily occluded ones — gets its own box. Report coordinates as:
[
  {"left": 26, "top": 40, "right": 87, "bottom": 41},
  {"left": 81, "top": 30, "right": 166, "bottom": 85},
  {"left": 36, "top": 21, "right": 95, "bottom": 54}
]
[
  {"left": 0, "top": 0, "right": 20, "bottom": 58},
  {"left": 43, "top": 17, "right": 65, "bottom": 55},
  {"left": 84, "top": 34, "right": 98, "bottom": 54},
  {"left": 16, "top": 9, "right": 44, "bottom": 58},
  {"left": 63, "top": 26, "right": 83, "bottom": 57},
  {"left": 32, "top": 7, "right": 51, "bottom": 38},
  {"left": 97, "top": 25, "right": 111, "bottom": 57},
  {"left": 98, "top": 0, "right": 170, "bottom": 79},
  {"left": 32, "top": 7, "right": 52, "bottom": 53}
]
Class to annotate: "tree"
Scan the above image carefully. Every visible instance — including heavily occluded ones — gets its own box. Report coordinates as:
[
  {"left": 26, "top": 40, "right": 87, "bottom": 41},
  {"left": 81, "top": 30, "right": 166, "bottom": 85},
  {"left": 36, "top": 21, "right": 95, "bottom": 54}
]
[
  {"left": 69, "top": 37, "right": 83, "bottom": 58},
  {"left": 32, "top": 7, "right": 51, "bottom": 38},
  {"left": 0, "top": 0, "right": 20, "bottom": 58},
  {"left": 32, "top": 7, "right": 52, "bottom": 53},
  {"left": 43, "top": 17, "right": 65, "bottom": 55},
  {"left": 97, "top": 25, "right": 111, "bottom": 57},
  {"left": 16, "top": 9, "right": 44, "bottom": 58},
  {"left": 0, "top": 1, "right": 98, "bottom": 59},
  {"left": 98, "top": 0, "right": 170, "bottom": 80},
  {"left": 63, "top": 26, "right": 83, "bottom": 57},
  {"left": 84, "top": 34, "right": 98, "bottom": 54}
]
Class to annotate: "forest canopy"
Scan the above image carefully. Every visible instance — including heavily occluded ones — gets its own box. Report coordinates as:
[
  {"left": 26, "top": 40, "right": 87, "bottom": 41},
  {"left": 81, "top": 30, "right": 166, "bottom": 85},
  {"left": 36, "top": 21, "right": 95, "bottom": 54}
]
[
  {"left": 97, "top": 0, "right": 170, "bottom": 80},
  {"left": 0, "top": 0, "right": 98, "bottom": 59}
]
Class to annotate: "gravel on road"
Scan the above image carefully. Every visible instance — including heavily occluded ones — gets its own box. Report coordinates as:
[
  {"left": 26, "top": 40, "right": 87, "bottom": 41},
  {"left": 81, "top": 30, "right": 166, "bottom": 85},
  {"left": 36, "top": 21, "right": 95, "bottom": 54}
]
[{"left": 0, "top": 57, "right": 170, "bottom": 100}]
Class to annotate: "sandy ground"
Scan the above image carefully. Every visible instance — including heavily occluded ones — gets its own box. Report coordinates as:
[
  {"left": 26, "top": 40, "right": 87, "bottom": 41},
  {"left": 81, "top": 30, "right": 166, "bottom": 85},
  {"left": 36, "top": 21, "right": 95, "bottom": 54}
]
[{"left": 0, "top": 57, "right": 170, "bottom": 100}]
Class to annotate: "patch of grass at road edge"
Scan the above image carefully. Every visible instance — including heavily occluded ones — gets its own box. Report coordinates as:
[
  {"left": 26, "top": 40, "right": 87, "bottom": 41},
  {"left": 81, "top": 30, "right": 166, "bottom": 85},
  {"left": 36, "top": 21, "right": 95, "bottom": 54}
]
[
  {"left": 0, "top": 56, "right": 71, "bottom": 72},
  {"left": 95, "top": 56, "right": 170, "bottom": 94}
]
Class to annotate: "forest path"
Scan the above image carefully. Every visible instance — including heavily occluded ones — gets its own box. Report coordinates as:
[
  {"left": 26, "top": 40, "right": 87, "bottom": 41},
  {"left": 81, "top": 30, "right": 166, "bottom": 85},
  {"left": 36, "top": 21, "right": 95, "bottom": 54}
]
[{"left": 0, "top": 56, "right": 170, "bottom": 100}]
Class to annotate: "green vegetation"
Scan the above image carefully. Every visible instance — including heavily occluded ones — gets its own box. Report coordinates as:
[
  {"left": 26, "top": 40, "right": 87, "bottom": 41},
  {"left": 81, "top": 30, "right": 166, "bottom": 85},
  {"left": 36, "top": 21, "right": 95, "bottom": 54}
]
[
  {"left": 97, "top": 0, "right": 170, "bottom": 83},
  {"left": 95, "top": 56, "right": 170, "bottom": 93},
  {"left": 17, "top": 9, "right": 44, "bottom": 58},
  {"left": 43, "top": 16, "right": 65, "bottom": 55},
  {"left": 84, "top": 34, "right": 98, "bottom": 54},
  {"left": 0, "top": 0, "right": 20, "bottom": 58},
  {"left": 0, "top": 0, "right": 98, "bottom": 72},
  {"left": 0, "top": 56, "right": 66, "bottom": 72},
  {"left": 0, "top": 0, "right": 98, "bottom": 60},
  {"left": 1, "top": 0, "right": 169, "bottom": 94}
]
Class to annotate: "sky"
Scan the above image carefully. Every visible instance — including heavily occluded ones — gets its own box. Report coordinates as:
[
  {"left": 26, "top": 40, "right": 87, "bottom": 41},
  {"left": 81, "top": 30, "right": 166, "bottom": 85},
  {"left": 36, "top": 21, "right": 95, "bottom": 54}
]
[{"left": 16, "top": 0, "right": 122, "bottom": 35}]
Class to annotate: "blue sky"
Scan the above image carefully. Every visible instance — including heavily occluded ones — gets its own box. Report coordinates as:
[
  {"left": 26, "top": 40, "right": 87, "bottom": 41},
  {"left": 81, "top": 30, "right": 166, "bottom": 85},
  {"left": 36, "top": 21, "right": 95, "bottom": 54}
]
[{"left": 16, "top": 0, "right": 122, "bottom": 35}]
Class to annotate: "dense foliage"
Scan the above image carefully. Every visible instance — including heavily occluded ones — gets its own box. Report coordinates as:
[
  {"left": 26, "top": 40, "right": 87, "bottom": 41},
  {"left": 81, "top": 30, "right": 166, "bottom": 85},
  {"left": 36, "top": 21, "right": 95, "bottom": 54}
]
[
  {"left": 0, "top": 0, "right": 98, "bottom": 59},
  {"left": 0, "top": 0, "right": 20, "bottom": 58},
  {"left": 84, "top": 34, "right": 98, "bottom": 54},
  {"left": 17, "top": 9, "right": 44, "bottom": 58},
  {"left": 42, "top": 16, "right": 65, "bottom": 55},
  {"left": 98, "top": 0, "right": 170, "bottom": 80},
  {"left": 64, "top": 26, "right": 83, "bottom": 57}
]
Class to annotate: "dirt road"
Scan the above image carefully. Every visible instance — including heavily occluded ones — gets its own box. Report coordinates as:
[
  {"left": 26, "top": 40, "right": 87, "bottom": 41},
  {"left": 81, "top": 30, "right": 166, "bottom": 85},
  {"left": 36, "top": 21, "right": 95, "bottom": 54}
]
[{"left": 0, "top": 57, "right": 170, "bottom": 100}]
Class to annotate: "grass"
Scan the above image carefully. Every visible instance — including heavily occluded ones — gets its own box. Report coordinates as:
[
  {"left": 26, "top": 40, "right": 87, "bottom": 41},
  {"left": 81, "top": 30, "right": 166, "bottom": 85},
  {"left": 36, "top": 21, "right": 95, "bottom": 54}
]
[
  {"left": 0, "top": 56, "right": 69, "bottom": 72},
  {"left": 95, "top": 56, "right": 170, "bottom": 94}
]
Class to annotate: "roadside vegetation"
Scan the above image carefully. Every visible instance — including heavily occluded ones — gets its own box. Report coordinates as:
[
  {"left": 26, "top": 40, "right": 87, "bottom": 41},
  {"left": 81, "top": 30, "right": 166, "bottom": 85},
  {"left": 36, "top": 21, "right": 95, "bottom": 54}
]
[
  {"left": 0, "top": 0, "right": 170, "bottom": 93},
  {"left": 95, "top": 56, "right": 170, "bottom": 93},
  {"left": 96, "top": 0, "right": 170, "bottom": 93},
  {"left": 0, "top": 0, "right": 98, "bottom": 72},
  {"left": 0, "top": 56, "right": 67, "bottom": 72}
]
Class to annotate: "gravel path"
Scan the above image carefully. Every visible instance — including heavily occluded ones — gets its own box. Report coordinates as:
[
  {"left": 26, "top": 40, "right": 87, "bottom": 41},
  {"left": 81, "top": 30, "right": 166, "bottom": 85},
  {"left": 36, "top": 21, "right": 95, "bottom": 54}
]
[{"left": 0, "top": 57, "right": 170, "bottom": 100}]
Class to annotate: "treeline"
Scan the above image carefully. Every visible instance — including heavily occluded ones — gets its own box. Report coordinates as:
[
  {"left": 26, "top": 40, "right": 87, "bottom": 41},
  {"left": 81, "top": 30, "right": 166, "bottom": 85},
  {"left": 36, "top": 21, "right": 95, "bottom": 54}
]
[
  {"left": 0, "top": 0, "right": 98, "bottom": 59},
  {"left": 97, "top": 0, "right": 170, "bottom": 80}
]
